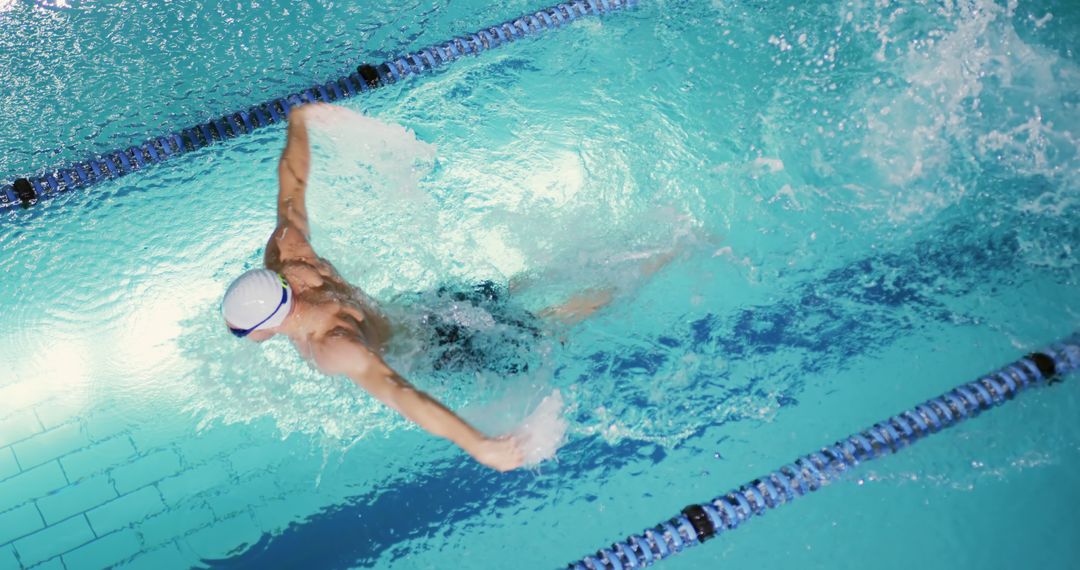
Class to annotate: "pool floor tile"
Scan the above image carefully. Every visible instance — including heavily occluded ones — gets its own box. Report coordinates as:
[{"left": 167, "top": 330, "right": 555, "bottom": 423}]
[
  {"left": 0, "top": 462, "right": 67, "bottom": 514},
  {"left": 11, "top": 422, "right": 90, "bottom": 471},
  {"left": 0, "top": 545, "right": 17, "bottom": 570},
  {"left": 156, "top": 460, "right": 232, "bottom": 505},
  {"left": 62, "top": 529, "right": 142, "bottom": 570},
  {"left": 180, "top": 512, "right": 262, "bottom": 560},
  {"left": 205, "top": 470, "right": 282, "bottom": 519},
  {"left": 80, "top": 409, "right": 135, "bottom": 443},
  {"left": 0, "top": 503, "right": 44, "bottom": 545},
  {"left": 12, "top": 515, "right": 94, "bottom": 568},
  {"left": 174, "top": 426, "right": 253, "bottom": 466},
  {"left": 61, "top": 435, "right": 138, "bottom": 483},
  {"left": 36, "top": 475, "right": 118, "bottom": 526},
  {"left": 0, "top": 448, "right": 19, "bottom": 481},
  {"left": 86, "top": 486, "right": 166, "bottom": 536},
  {"left": 110, "top": 449, "right": 183, "bottom": 495},
  {"left": 0, "top": 411, "right": 42, "bottom": 449},
  {"left": 33, "top": 399, "right": 85, "bottom": 431},
  {"left": 227, "top": 441, "right": 289, "bottom": 476},
  {"left": 136, "top": 500, "right": 216, "bottom": 549},
  {"left": 0, "top": 383, "right": 52, "bottom": 422},
  {"left": 25, "top": 557, "right": 64, "bottom": 570},
  {"left": 112, "top": 542, "right": 192, "bottom": 570},
  {"left": 128, "top": 422, "right": 187, "bottom": 455}
]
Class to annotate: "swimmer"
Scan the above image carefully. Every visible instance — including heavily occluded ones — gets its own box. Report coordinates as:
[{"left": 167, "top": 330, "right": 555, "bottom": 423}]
[{"left": 221, "top": 103, "right": 653, "bottom": 471}]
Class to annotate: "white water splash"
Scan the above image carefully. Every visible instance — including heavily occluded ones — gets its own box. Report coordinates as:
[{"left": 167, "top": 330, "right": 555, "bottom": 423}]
[
  {"left": 512, "top": 390, "right": 568, "bottom": 466},
  {"left": 302, "top": 105, "right": 443, "bottom": 295},
  {"left": 853, "top": 0, "right": 1079, "bottom": 224}
]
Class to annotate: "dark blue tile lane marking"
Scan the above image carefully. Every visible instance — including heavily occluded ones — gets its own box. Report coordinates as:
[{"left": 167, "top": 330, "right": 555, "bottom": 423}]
[{"left": 210, "top": 434, "right": 655, "bottom": 570}]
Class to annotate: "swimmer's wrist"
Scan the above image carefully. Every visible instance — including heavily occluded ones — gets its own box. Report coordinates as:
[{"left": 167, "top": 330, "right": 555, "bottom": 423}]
[
  {"left": 289, "top": 104, "right": 313, "bottom": 123},
  {"left": 458, "top": 430, "right": 488, "bottom": 454}
]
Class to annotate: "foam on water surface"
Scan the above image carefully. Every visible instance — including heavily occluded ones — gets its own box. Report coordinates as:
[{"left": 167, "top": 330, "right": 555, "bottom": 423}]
[{"left": 512, "top": 390, "right": 568, "bottom": 466}]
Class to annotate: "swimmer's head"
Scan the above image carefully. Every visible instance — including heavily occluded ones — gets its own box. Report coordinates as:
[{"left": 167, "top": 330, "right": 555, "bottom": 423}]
[{"left": 221, "top": 269, "right": 293, "bottom": 341}]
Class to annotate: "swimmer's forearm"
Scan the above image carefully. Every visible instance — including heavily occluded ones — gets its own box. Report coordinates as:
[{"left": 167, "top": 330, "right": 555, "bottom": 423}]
[
  {"left": 335, "top": 343, "right": 495, "bottom": 462},
  {"left": 389, "top": 384, "right": 523, "bottom": 471},
  {"left": 349, "top": 366, "right": 486, "bottom": 453},
  {"left": 391, "top": 382, "right": 487, "bottom": 452},
  {"left": 345, "top": 362, "right": 522, "bottom": 471},
  {"left": 275, "top": 104, "right": 315, "bottom": 238}
]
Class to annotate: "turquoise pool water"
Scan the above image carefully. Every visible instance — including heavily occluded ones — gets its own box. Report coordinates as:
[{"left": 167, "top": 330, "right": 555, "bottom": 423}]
[{"left": 1, "top": 0, "right": 1079, "bottom": 569}]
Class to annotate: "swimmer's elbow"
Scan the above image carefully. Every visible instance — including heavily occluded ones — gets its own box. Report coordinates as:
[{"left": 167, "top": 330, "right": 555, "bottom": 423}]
[
  {"left": 374, "top": 379, "right": 411, "bottom": 413},
  {"left": 350, "top": 364, "right": 410, "bottom": 411},
  {"left": 341, "top": 351, "right": 451, "bottom": 433},
  {"left": 370, "top": 380, "right": 452, "bottom": 436}
]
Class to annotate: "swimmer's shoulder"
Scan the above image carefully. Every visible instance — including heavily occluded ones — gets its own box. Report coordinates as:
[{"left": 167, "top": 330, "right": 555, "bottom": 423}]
[{"left": 275, "top": 258, "right": 328, "bottom": 286}]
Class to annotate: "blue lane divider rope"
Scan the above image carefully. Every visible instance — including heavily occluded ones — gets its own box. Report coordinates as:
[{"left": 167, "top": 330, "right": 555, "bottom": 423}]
[
  {"left": 1, "top": 0, "right": 638, "bottom": 212},
  {"left": 566, "top": 334, "right": 1080, "bottom": 569}
]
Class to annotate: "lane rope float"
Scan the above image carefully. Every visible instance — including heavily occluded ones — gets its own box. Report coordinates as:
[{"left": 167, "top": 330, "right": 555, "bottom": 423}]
[{"left": 566, "top": 334, "right": 1080, "bottom": 569}]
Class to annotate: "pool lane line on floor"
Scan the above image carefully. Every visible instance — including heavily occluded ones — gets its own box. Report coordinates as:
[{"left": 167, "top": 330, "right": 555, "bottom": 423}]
[
  {"left": 1, "top": 0, "right": 637, "bottom": 213},
  {"left": 565, "top": 334, "right": 1080, "bottom": 569}
]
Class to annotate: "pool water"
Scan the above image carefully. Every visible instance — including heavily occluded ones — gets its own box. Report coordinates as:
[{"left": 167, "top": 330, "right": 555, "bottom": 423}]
[{"left": 1, "top": 0, "right": 1078, "bottom": 569}]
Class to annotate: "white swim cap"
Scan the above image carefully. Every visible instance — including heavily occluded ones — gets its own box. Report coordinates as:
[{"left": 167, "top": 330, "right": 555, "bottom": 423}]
[{"left": 221, "top": 269, "right": 293, "bottom": 336}]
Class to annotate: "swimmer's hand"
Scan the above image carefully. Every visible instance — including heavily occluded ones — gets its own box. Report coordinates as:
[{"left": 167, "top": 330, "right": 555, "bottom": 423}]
[{"left": 469, "top": 435, "right": 525, "bottom": 472}]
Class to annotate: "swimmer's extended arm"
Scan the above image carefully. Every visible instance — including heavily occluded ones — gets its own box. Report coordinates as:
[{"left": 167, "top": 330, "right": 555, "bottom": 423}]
[
  {"left": 315, "top": 337, "right": 524, "bottom": 472},
  {"left": 266, "top": 104, "right": 320, "bottom": 266},
  {"left": 277, "top": 105, "right": 313, "bottom": 238}
]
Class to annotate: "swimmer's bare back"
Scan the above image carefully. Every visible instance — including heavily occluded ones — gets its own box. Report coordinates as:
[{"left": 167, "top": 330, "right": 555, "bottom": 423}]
[{"left": 259, "top": 103, "right": 524, "bottom": 471}]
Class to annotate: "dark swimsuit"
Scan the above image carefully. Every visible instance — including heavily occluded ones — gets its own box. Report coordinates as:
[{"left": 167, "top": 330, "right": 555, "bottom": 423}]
[{"left": 409, "top": 281, "right": 542, "bottom": 374}]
